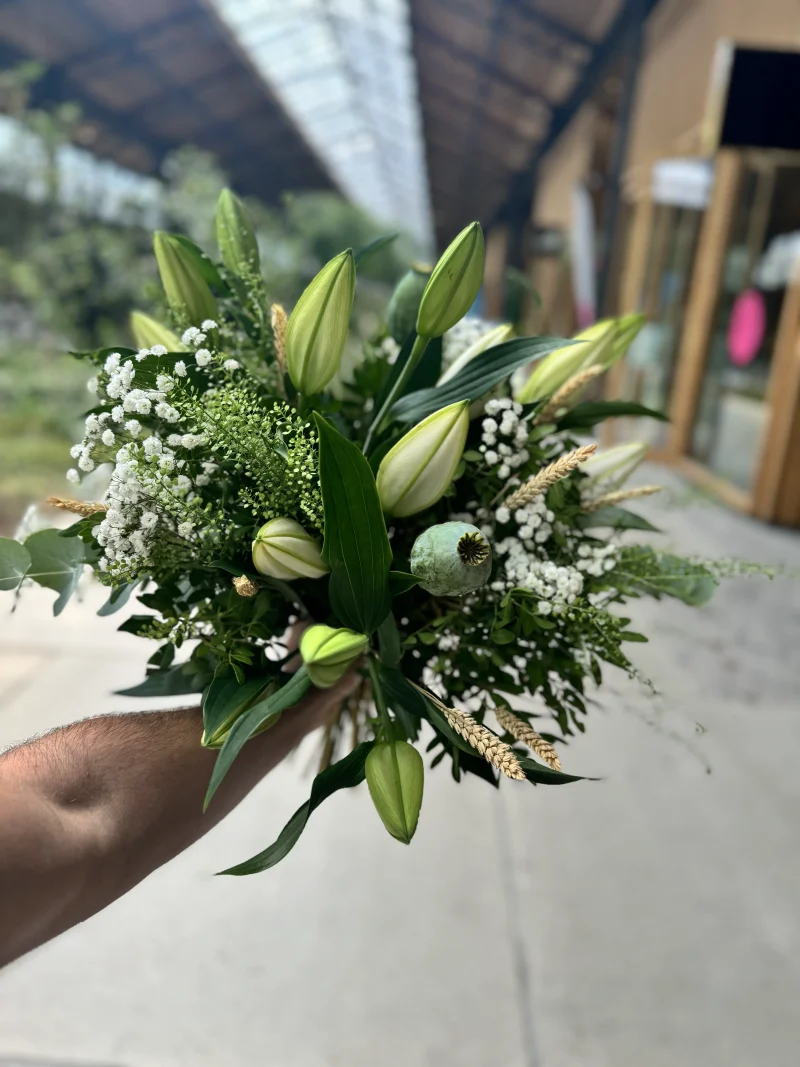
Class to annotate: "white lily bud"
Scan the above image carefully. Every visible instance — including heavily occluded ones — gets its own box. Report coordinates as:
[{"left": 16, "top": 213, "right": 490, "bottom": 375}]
[
  {"left": 376, "top": 401, "right": 469, "bottom": 518},
  {"left": 582, "top": 442, "right": 648, "bottom": 489},
  {"left": 285, "top": 249, "right": 356, "bottom": 394},
  {"left": 251, "top": 517, "right": 328, "bottom": 581},
  {"left": 437, "top": 322, "right": 513, "bottom": 385},
  {"left": 515, "top": 320, "right": 617, "bottom": 403},
  {"left": 416, "top": 222, "right": 485, "bottom": 338}
]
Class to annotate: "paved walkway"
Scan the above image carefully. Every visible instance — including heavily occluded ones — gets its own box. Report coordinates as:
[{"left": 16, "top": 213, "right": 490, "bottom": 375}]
[{"left": 1, "top": 472, "right": 799, "bottom": 1067}]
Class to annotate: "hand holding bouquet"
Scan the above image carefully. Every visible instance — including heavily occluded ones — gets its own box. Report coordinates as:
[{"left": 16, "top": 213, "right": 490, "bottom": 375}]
[{"left": 0, "top": 194, "right": 722, "bottom": 872}]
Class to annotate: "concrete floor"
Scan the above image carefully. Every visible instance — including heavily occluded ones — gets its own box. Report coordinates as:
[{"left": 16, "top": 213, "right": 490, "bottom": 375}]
[{"left": 1, "top": 472, "right": 799, "bottom": 1067}]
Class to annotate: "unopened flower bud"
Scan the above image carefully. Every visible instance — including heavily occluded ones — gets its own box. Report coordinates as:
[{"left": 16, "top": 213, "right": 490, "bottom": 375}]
[
  {"left": 516, "top": 320, "right": 617, "bottom": 403},
  {"left": 365, "top": 740, "right": 424, "bottom": 844},
  {"left": 153, "top": 231, "right": 217, "bottom": 325},
  {"left": 416, "top": 222, "right": 485, "bottom": 338},
  {"left": 604, "top": 312, "right": 645, "bottom": 368},
  {"left": 582, "top": 442, "right": 648, "bottom": 489},
  {"left": 130, "top": 310, "right": 183, "bottom": 352},
  {"left": 386, "top": 263, "right": 431, "bottom": 343},
  {"left": 285, "top": 249, "right": 356, "bottom": 394},
  {"left": 438, "top": 322, "right": 513, "bottom": 385},
  {"left": 300, "top": 624, "right": 368, "bottom": 689},
  {"left": 216, "top": 188, "right": 260, "bottom": 277},
  {"left": 410, "top": 521, "right": 492, "bottom": 597},
  {"left": 251, "top": 517, "right": 328, "bottom": 581},
  {"left": 377, "top": 400, "right": 469, "bottom": 518}
]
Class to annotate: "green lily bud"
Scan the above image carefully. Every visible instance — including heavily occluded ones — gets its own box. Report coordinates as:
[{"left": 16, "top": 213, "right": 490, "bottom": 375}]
[
  {"left": 153, "top": 231, "right": 217, "bottom": 325},
  {"left": 285, "top": 249, "right": 356, "bottom": 394},
  {"left": 129, "top": 310, "right": 183, "bottom": 352},
  {"left": 582, "top": 442, "right": 648, "bottom": 489},
  {"left": 438, "top": 322, "right": 513, "bottom": 385},
  {"left": 251, "top": 517, "right": 328, "bottom": 581},
  {"left": 416, "top": 222, "right": 485, "bottom": 338},
  {"left": 386, "top": 263, "right": 431, "bottom": 343},
  {"left": 216, "top": 188, "right": 260, "bottom": 277},
  {"left": 516, "top": 320, "right": 617, "bottom": 403},
  {"left": 410, "top": 521, "right": 492, "bottom": 597},
  {"left": 603, "top": 313, "right": 645, "bottom": 368},
  {"left": 376, "top": 400, "right": 469, "bottom": 518},
  {"left": 300, "top": 624, "right": 368, "bottom": 689},
  {"left": 365, "top": 740, "right": 424, "bottom": 844}
]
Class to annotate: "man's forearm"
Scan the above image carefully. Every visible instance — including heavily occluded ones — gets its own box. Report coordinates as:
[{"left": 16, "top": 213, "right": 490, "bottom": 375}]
[{"left": 0, "top": 676, "right": 354, "bottom": 967}]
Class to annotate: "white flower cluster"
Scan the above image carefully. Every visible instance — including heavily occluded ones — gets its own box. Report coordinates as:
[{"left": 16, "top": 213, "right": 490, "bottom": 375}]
[
  {"left": 379, "top": 336, "right": 400, "bottom": 365},
  {"left": 492, "top": 539, "right": 584, "bottom": 614},
  {"left": 495, "top": 494, "right": 554, "bottom": 543},
  {"left": 441, "top": 316, "right": 494, "bottom": 372},
  {"left": 575, "top": 541, "right": 617, "bottom": 577},
  {"left": 479, "top": 398, "right": 529, "bottom": 479}
]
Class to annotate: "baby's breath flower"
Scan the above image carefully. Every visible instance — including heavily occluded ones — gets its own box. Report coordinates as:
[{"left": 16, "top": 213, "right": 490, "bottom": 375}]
[
  {"left": 101, "top": 429, "right": 116, "bottom": 446},
  {"left": 174, "top": 361, "right": 187, "bottom": 377},
  {"left": 66, "top": 468, "right": 79, "bottom": 484},
  {"left": 223, "top": 359, "right": 240, "bottom": 372},
  {"left": 195, "top": 349, "right": 212, "bottom": 367}
]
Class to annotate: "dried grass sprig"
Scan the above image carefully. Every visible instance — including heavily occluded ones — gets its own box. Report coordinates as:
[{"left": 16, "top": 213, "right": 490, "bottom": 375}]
[
  {"left": 583, "top": 484, "right": 662, "bottom": 511},
  {"left": 535, "top": 365, "right": 604, "bottom": 425},
  {"left": 494, "top": 705, "right": 561, "bottom": 770},
  {"left": 270, "top": 303, "right": 287, "bottom": 375},
  {"left": 45, "top": 496, "right": 108, "bottom": 517},
  {"left": 411, "top": 683, "right": 525, "bottom": 780},
  {"left": 502, "top": 444, "right": 597, "bottom": 510}
]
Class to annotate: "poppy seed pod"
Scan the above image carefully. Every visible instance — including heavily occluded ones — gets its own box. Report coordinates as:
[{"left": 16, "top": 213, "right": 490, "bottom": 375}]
[
  {"left": 285, "top": 249, "right": 356, "bottom": 394},
  {"left": 365, "top": 740, "right": 424, "bottom": 844},
  {"left": 410, "top": 521, "right": 492, "bottom": 597},
  {"left": 129, "top": 310, "right": 183, "bottom": 352},
  {"left": 376, "top": 401, "right": 469, "bottom": 518},
  {"left": 216, "top": 188, "right": 260, "bottom": 277},
  {"left": 251, "top": 517, "right": 328, "bottom": 581},
  {"left": 153, "top": 231, "right": 218, "bottom": 325},
  {"left": 416, "top": 222, "right": 485, "bottom": 338},
  {"left": 299, "top": 625, "right": 368, "bottom": 689}
]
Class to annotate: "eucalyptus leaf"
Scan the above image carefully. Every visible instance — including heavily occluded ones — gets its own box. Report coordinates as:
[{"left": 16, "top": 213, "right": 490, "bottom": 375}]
[
  {"left": 558, "top": 400, "right": 668, "bottom": 431},
  {"left": 390, "top": 336, "right": 571, "bottom": 425},
  {"left": 314, "top": 414, "right": 392, "bottom": 634},
  {"left": 24, "top": 529, "right": 87, "bottom": 615},
  {"left": 0, "top": 537, "right": 31, "bottom": 592},
  {"left": 97, "top": 581, "right": 139, "bottom": 616},
  {"left": 218, "top": 742, "right": 372, "bottom": 875},
  {"left": 204, "top": 667, "right": 312, "bottom": 810}
]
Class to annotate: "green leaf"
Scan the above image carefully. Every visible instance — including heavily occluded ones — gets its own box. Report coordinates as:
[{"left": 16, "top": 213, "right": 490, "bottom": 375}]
[
  {"left": 576, "top": 506, "right": 661, "bottom": 533},
  {"left": 519, "top": 756, "right": 590, "bottom": 785},
  {"left": 558, "top": 400, "right": 668, "bottom": 431},
  {"left": 204, "top": 667, "right": 312, "bottom": 810},
  {"left": 377, "top": 612, "right": 403, "bottom": 669},
  {"left": 0, "top": 537, "right": 31, "bottom": 591},
  {"left": 620, "top": 631, "right": 649, "bottom": 643},
  {"left": 491, "top": 629, "right": 515, "bottom": 644},
  {"left": 388, "top": 570, "right": 419, "bottom": 597},
  {"left": 218, "top": 742, "right": 372, "bottom": 875},
  {"left": 314, "top": 414, "right": 392, "bottom": 634},
  {"left": 97, "top": 581, "right": 139, "bottom": 616},
  {"left": 616, "top": 546, "right": 718, "bottom": 606},
  {"left": 202, "top": 672, "right": 272, "bottom": 748},
  {"left": 354, "top": 232, "right": 399, "bottom": 266},
  {"left": 24, "top": 529, "right": 87, "bottom": 615},
  {"left": 390, "top": 336, "right": 571, "bottom": 425},
  {"left": 168, "top": 233, "right": 228, "bottom": 293},
  {"left": 115, "top": 662, "right": 204, "bottom": 697}
]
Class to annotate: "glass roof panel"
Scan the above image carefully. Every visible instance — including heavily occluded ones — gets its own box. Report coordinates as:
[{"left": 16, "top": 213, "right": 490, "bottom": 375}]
[{"left": 211, "top": 0, "right": 432, "bottom": 249}]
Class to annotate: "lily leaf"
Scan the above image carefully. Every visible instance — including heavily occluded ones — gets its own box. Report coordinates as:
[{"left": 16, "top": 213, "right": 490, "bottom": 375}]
[
  {"left": 315, "top": 414, "right": 392, "bottom": 634},
  {"left": 354, "top": 232, "right": 398, "bottom": 267},
  {"left": 201, "top": 671, "right": 273, "bottom": 748},
  {"left": 24, "top": 528, "right": 87, "bottom": 615},
  {"left": 558, "top": 400, "right": 668, "bottom": 431},
  {"left": 519, "top": 756, "right": 591, "bottom": 785},
  {"left": 0, "top": 537, "right": 31, "bottom": 592},
  {"left": 218, "top": 742, "right": 372, "bottom": 875},
  {"left": 115, "top": 661, "right": 205, "bottom": 697},
  {"left": 576, "top": 506, "right": 661, "bottom": 533}
]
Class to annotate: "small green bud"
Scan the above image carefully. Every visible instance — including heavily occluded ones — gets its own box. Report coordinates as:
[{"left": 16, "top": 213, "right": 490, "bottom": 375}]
[
  {"left": 438, "top": 321, "right": 514, "bottom": 385},
  {"left": 416, "top": 222, "right": 485, "bottom": 338},
  {"left": 153, "top": 231, "right": 217, "bottom": 325},
  {"left": 251, "top": 517, "right": 328, "bottom": 581},
  {"left": 365, "top": 740, "right": 424, "bottom": 844},
  {"left": 516, "top": 320, "right": 617, "bottom": 403},
  {"left": 376, "top": 400, "right": 469, "bottom": 518},
  {"left": 129, "top": 310, "right": 183, "bottom": 352},
  {"left": 300, "top": 624, "right": 368, "bottom": 689},
  {"left": 602, "top": 313, "right": 645, "bottom": 368},
  {"left": 410, "top": 521, "right": 492, "bottom": 597},
  {"left": 216, "top": 188, "right": 260, "bottom": 277},
  {"left": 386, "top": 263, "right": 431, "bottom": 343},
  {"left": 582, "top": 442, "right": 648, "bottom": 489},
  {"left": 285, "top": 249, "right": 356, "bottom": 394}
]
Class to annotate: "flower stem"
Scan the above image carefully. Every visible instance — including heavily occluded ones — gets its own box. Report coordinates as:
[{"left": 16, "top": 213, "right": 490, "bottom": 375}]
[
  {"left": 367, "top": 654, "right": 393, "bottom": 742},
  {"left": 363, "top": 333, "right": 430, "bottom": 454}
]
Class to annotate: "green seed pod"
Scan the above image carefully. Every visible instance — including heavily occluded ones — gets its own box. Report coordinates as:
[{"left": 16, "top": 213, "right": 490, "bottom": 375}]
[
  {"left": 416, "top": 222, "right": 485, "bottom": 339},
  {"left": 299, "top": 624, "right": 368, "bottom": 689},
  {"left": 386, "top": 263, "right": 431, "bottom": 344},
  {"left": 410, "top": 521, "right": 492, "bottom": 597},
  {"left": 285, "top": 249, "right": 356, "bottom": 394},
  {"left": 251, "top": 517, "right": 328, "bottom": 581},
  {"left": 366, "top": 741, "right": 424, "bottom": 844},
  {"left": 216, "top": 188, "right": 260, "bottom": 277},
  {"left": 129, "top": 310, "right": 183, "bottom": 352},
  {"left": 153, "top": 231, "right": 217, "bottom": 325}
]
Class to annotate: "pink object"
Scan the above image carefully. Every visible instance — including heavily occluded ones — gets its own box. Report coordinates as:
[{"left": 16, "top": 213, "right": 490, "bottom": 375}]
[{"left": 727, "top": 289, "right": 766, "bottom": 367}]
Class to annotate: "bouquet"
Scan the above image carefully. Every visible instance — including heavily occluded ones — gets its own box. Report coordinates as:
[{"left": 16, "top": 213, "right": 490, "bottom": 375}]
[{"left": 0, "top": 192, "right": 723, "bottom": 873}]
